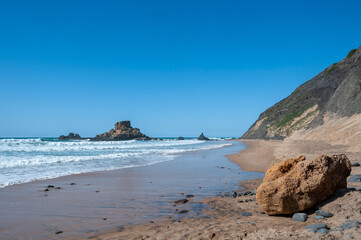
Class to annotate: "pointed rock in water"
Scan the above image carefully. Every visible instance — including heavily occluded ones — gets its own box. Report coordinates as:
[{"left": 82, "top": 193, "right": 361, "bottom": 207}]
[
  {"left": 256, "top": 154, "right": 351, "bottom": 215},
  {"left": 197, "top": 133, "right": 210, "bottom": 141}
]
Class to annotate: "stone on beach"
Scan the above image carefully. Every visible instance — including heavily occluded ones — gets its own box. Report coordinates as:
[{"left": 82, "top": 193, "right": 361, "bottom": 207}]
[
  {"left": 348, "top": 174, "right": 361, "bottom": 182},
  {"left": 256, "top": 154, "right": 351, "bottom": 215},
  {"left": 351, "top": 161, "right": 360, "bottom": 167},
  {"left": 292, "top": 213, "right": 308, "bottom": 222},
  {"left": 339, "top": 220, "right": 360, "bottom": 229},
  {"left": 315, "top": 210, "right": 334, "bottom": 218}
]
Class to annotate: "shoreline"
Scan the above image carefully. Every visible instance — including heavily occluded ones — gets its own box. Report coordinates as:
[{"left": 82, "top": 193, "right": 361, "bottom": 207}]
[
  {"left": 97, "top": 139, "right": 361, "bottom": 240},
  {"left": 0, "top": 141, "right": 265, "bottom": 239},
  {"left": 1, "top": 139, "right": 360, "bottom": 239}
]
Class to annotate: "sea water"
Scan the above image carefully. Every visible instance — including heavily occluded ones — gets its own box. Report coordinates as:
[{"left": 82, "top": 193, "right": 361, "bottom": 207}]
[{"left": 0, "top": 138, "right": 232, "bottom": 187}]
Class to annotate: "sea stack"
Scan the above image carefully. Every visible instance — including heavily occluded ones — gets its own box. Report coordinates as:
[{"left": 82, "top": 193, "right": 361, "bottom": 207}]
[
  {"left": 58, "top": 133, "right": 82, "bottom": 140},
  {"left": 92, "top": 121, "right": 150, "bottom": 141},
  {"left": 197, "top": 133, "right": 210, "bottom": 141}
]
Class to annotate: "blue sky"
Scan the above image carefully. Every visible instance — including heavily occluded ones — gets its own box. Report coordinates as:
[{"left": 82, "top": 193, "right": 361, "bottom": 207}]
[{"left": 1, "top": 0, "right": 361, "bottom": 137}]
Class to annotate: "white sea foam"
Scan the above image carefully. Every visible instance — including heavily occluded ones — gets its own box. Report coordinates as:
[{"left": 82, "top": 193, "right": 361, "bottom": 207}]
[{"left": 0, "top": 138, "right": 232, "bottom": 187}]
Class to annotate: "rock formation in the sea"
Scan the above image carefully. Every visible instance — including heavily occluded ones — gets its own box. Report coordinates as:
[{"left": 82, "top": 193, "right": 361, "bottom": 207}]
[
  {"left": 197, "top": 133, "right": 210, "bottom": 141},
  {"left": 92, "top": 121, "right": 150, "bottom": 141},
  {"left": 242, "top": 46, "right": 361, "bottom": 139},
  {"left": 58, "top": 133, "right": 82, "bottom": 140},
  {"left": 256, "top": 154, "right": 351, "bottom": 215},
  {"left": 178, "top": 136, "right": 185, "bottom": 140}
]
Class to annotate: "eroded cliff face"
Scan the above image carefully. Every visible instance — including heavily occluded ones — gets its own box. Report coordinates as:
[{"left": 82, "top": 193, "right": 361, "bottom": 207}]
[
  {"left": 242, "top": 46, "right": 361, "bottom": 139},
  {"left": 92, "top": 121, "right": 150, "bottom": 141}
]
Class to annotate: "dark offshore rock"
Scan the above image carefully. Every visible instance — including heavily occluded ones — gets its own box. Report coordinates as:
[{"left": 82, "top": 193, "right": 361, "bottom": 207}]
[
  {"left": 197, "top": 133, "right": 210, "bottom": 141},
  {"left": 178, "top": 137, "right": 185, "bottom": 140},
  {"left": 257, "top": 154, "right": 351, "bottom": 215},
  {"left": 58, "top": 133, "right": 82, "bottom": 140},
  {"left": 92, "top": 121, "right": 150, "bottom": 141}
]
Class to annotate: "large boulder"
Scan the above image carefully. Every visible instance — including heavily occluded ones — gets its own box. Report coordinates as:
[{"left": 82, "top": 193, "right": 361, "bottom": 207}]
[
  {"left": 92, "top": 121, "right": 150, "bottom": 141},
  {"left": 256, "top": 154, "right": 351, "bottom": 215}
]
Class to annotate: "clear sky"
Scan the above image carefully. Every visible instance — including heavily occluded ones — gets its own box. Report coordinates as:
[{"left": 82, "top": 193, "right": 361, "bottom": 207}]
[{"left": 1, "top": 0, "right": 361, "bottom": 137}]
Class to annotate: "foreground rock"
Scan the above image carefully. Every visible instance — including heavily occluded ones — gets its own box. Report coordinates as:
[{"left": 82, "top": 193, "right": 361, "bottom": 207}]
[
  {"left": 58, "top": 133, "right": 82, "bottom": 140},
  {"left": 92, "top": 121, "right": 150, "bottom": 141},
  {"left": 197, "top": 133, "right": 210, "bottom": 141},
  {"left": 256, "top": 154, "right": 351, "bottom": 215}
]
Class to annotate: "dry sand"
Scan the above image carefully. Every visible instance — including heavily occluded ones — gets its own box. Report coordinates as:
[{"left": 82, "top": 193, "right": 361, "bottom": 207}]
[{"left": 98, "top": 139, "right": 361, "bottom": 240}]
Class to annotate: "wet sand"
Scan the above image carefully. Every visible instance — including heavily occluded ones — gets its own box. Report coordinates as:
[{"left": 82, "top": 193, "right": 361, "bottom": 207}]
[
  {"left": 0, "top": 141, "right": 263, "bottom": 240},
  {"left": 97, "top": 139, "right": 361, "bottom": 240}
]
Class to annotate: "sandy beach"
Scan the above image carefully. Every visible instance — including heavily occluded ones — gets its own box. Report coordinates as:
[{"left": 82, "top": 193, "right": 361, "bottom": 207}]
[
  {"left": 95, "top": 139, "right": 361, "bottom": 240},
  {"left": 1, "top": 139, "right": 360, "bottom": 240}
]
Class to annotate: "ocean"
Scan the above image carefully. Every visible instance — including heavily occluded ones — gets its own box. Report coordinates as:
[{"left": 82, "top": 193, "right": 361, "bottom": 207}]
[{"left": 0, "top": 137, "right": 232, "bottom": 188}]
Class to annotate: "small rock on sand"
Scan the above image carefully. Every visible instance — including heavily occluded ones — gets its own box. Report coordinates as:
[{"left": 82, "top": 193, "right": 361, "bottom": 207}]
[
  {"left": 315, "top": 210, "right": 334, "bottom": 218},
  {"left": 304, "top": 223, "right": 327, "bottom": 230},
  {"left": 317, "top": 228, "right": 329, "bottom": 234},
  {"left": 292, "top": 213, "right": 308, "bottom": 222},
  {"left": 339, "top": 220, "right": 360, "bottom": 229},
  {"left": 348, "top": 174, "right": 361, "bottom": 182},
  {"left": 174, "top": 199, "right": 189, "bottom": 204},
  {"left": 239, "top": 212, "right": 252, "bottom": 217},
  {"left": 314, "top": 216, "right": 325, "bottom": 220},
  {"left": 351, "top": 162, "right": 360, "bottom": 166}
]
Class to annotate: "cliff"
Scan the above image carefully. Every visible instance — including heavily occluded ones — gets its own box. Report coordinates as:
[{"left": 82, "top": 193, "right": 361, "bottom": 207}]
[{"left": 242, "top": 46, "right": 361, "bottom": 139}]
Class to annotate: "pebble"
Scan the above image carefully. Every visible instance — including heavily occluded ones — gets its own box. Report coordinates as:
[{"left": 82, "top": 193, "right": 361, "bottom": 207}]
[
  {"left": 260, "top": 211, "right": 265, "bottom": 215},
  {"left": 304, "top": 223, "right": 327, "bottom": 230},
  {"left": 178, "top": 210, "right": 189, "bottom": 214},
  {"left": 248, "top": 222, "right": 256, "bottom": 226},
  {"left": 174, "top": 199, "right": 189, "bottom": 204},
  {"left": 292, "top": 213, "right": 308, "bottom": 222},
  {"left": 316, "top": 210, "right": 334, "bottom": 218},
  {"left": 44, "top": 189, "right": 49, "bottom": 192},
  {"left": 55, "top": 231, "right": 63, "bottom": 235},
  {"left": 185, "top": 194, "right": 194, "bottom": 198},
  {"left": 351, "top": 162, "right": 360, "bottom": 167},
  {"left": 317, "top": 228, "right": 329, "bottom": 234},
  {"left": 239, "top": 212, "right": 252, "bottom": 217},
  {"left": 348, "top": 175, "right": 361, "bottom": 182},
  {"left": 54, "top": 187, "right": 61, "bottom": 190},
  {"left": 70, "top": 183, "right": 77, "bottom": 185},
  {"left": 339, "top": 220, "right": 360, "bottom": 229},
  {"left": 314, "top": 216, "right": 325, "bottom": 220},
  {"left": 47, "top": 185, "right": 55, "bottom": 188},
  {"left": 347, "top": 234, "right": 354, "bottom": 239}
]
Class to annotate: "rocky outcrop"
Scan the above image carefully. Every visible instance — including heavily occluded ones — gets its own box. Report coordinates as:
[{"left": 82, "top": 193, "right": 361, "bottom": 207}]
[
  {"left": 256, "top": 154, "right": 351, "bottom": 215},
  {"left": 58, "top": 133, "right": 82, "bottom": 140},
  {"left": 197, "top": 133, "right": 210, "bottom": 141},
  {"left": 178, "top": 137, "right": 185, "bottom": 140},
  {"left": 92, "top": 121, "right": 150, "bottom": 141},
  {"left": 243, "top": 46, "right": 361, "bottom": 139}
]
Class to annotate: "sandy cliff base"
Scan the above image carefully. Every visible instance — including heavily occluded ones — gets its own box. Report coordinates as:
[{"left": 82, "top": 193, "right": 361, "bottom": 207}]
[{"left": 98, "top": 140, "right": 361, "bottom": 239}]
